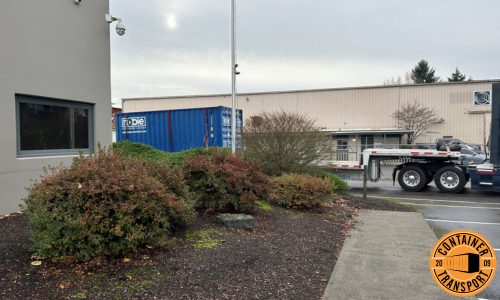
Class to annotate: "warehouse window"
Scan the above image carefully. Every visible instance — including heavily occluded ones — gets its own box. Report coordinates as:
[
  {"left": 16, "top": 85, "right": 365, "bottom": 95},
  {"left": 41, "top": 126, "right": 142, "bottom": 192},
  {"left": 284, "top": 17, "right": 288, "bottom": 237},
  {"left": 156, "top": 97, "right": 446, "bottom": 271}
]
[
  {"left": 16, "top": 95, "right": 94, "bottom": 157},
  {"left": 337, "top": 138, "right": 348, "bottom": 150}
]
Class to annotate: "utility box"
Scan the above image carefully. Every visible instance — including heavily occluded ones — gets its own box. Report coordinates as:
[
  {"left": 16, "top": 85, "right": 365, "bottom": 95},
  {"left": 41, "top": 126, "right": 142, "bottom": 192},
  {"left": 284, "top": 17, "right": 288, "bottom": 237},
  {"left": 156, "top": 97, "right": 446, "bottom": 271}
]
[{"left": 116, "top": 106, "right": 243, "bottom": 152}]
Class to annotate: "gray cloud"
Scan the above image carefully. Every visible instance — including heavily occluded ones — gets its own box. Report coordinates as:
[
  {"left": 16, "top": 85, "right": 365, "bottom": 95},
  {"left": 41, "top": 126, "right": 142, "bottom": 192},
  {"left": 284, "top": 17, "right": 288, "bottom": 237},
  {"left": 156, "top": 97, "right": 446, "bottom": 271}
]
[{"left": 109, "top": 0, "right": 500, "bottom": 106}]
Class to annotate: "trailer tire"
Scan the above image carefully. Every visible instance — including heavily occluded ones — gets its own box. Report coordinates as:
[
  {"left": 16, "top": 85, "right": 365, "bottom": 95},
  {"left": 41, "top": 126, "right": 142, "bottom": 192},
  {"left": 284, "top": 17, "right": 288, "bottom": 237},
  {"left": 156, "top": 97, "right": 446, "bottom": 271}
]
[
  {"left": 398, "top": 165, "right": 427, "bottom": 192},
  {"left": 434, "top": 166, "right": 466, "bottom": 193}
]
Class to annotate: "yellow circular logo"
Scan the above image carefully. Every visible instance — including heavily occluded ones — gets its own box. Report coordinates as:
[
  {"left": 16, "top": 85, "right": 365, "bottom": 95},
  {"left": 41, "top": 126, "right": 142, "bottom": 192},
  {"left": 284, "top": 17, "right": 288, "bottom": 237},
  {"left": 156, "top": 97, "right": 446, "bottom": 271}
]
[{"left": 430, "top": 230, "right": 496, "bottom": 297}]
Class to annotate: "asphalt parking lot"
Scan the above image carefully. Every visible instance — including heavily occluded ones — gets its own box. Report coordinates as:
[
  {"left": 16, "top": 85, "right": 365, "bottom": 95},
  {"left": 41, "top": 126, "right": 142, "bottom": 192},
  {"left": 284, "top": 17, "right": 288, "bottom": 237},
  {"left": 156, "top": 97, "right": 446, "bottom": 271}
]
[{"left": 347, "top": 178, "right": 500, "bottom": 300}]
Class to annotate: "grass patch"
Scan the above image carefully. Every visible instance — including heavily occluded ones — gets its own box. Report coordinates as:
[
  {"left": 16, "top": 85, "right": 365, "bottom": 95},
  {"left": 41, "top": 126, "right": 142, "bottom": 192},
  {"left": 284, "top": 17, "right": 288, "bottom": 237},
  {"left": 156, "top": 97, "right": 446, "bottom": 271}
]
[
  {"left": 255, "top": 201, "right": 273, "bottom": 211},
  {"left": 185, "top": 229, "right": 228, "bottom": 250},
  {"left": 85, "top": 266, "right": 165, "bottom": 297},
  {"left": 432, "top": 227, "right": 448, "bottom": 239},
  {"left": 384, "top": 198, "right": 417, "bottom": 212},
  {"left": 73, "top": 291, "right": 87, "bottom": 299}
]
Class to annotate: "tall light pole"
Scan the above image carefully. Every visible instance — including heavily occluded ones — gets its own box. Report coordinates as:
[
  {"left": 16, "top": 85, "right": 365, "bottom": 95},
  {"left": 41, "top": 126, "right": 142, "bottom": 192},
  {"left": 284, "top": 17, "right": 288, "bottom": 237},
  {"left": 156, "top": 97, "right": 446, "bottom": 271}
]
[{"left": 231, "top": 0, "right": 238, "bottom": 154}]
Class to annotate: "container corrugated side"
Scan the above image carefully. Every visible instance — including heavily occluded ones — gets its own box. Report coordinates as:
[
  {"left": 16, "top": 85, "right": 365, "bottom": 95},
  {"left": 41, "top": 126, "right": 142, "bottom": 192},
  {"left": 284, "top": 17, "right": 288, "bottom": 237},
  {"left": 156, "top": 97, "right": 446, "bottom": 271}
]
[{"left": 116, "top": 106, "right": 242, "bottom": 152}]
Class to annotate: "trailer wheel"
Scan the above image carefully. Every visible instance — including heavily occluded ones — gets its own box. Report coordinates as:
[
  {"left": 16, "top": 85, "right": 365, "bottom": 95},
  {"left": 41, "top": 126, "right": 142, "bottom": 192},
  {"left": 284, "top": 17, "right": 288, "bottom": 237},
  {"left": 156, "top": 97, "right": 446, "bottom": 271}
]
[
  {"left": 434, "top": 166, "right": 466, "bottom": 193},
  {"left": 398, "top": 166, "right": 427, "bottom": 192}
]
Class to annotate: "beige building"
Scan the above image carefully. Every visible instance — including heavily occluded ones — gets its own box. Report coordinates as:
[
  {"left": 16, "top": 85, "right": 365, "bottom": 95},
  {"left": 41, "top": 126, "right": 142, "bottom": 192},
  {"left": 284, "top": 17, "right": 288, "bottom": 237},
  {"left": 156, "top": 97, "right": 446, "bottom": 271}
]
[{"left": 122, "top": 80, "right": 497, "bottom": 159}]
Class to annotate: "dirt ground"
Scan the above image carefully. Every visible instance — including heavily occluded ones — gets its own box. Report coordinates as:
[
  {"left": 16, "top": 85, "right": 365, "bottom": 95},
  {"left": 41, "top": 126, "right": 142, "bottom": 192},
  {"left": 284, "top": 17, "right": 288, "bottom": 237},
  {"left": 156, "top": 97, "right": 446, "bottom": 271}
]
[{"left": 0, "top": 196, "right": 413, "bottom": 300}]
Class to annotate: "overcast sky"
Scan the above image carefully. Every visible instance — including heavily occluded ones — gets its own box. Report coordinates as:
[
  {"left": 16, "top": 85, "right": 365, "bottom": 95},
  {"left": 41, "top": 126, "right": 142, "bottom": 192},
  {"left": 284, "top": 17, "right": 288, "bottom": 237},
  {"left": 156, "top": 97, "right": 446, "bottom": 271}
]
[{"left": 109, "top": 0, "right": 500, "bottom": 107}]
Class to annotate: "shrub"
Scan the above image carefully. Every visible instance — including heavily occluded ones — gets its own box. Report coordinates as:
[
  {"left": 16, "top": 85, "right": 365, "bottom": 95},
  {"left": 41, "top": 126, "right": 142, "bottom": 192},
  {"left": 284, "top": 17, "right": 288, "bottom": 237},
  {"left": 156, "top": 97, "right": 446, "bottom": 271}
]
[
  {"left": 113, "top": 141, "right": 231, "bottom": 164},
  {"left": 303, "top": 168, "right": 350, "bottom": 195},
  {"left": 184, "top": 150, "right": 272, "bottom": 211},
  {"left": 243, "top": 110, "right": 333, "bottom": 176},
  {"left": 272, "top": 173, "right": 335, "bottom": 208},
  {"left": 21, "top": 145, "right": 196, "bottom": 261}
]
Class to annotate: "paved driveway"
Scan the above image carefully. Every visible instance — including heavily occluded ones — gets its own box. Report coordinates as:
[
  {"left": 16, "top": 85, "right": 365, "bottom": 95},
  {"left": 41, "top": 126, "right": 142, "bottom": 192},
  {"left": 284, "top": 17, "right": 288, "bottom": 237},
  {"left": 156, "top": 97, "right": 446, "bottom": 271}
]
[{"left": 347, "top": 179, "right": 500, "bottom": 300}]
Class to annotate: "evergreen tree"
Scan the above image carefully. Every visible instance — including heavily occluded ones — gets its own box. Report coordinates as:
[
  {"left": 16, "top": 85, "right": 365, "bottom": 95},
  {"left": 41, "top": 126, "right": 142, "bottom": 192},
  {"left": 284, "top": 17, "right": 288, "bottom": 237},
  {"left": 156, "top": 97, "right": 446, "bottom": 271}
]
[
  {"left": 447, "top": 68, "right": 466, "bottom": 82},
  {"left": 411, "top": 59, "right": 441, "bottom": 84}
]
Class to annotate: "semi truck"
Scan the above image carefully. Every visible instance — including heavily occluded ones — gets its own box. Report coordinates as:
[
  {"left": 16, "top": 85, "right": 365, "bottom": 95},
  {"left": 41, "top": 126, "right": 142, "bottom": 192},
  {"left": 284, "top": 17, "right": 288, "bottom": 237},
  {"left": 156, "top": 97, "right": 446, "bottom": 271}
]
[{"left": 328, "top": 82, "right": 500, "bottom": 194}]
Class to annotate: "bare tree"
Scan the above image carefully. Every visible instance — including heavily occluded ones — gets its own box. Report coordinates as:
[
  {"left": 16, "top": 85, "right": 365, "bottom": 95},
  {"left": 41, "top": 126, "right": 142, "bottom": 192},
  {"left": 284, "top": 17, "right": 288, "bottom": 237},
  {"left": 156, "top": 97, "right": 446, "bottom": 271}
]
[
  {"left": 243, "top": 110, "right": 332, "bottom": 176},
  {"left": 392, "top": 101, "right": 445, "bottom": 144},
  {"left": 404, "top": 71, "right": 413, "bottom": 84},
  {"left": 383, "top": 71, "right": 413, "bottom": 85}
]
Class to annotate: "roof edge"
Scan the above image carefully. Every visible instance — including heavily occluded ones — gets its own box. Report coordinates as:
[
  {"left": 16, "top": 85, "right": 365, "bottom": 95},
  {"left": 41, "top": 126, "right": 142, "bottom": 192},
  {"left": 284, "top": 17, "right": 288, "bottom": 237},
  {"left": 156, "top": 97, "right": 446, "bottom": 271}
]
[{"left": 122, "top": 80, "right": 500, "bottom": 102}]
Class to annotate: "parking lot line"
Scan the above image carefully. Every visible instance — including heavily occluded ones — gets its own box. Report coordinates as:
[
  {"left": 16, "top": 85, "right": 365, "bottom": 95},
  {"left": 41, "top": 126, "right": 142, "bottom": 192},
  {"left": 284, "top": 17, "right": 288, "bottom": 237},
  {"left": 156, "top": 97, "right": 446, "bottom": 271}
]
[
  {"left": 424, "top": 219, "right": 500, "bottom": 226},
  {"left": 400, "top": 203, "right": 500, "bottom": 209},
  {"left": 352, "top": 194, "right": 499, "bottom": 205}
]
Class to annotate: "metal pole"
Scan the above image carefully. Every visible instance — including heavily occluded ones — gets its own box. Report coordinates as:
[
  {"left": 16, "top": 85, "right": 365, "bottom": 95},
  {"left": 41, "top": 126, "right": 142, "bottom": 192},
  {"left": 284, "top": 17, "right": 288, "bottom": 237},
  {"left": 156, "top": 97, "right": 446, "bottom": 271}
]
[
  {"left": 363, "top": 166, "right": 367, "bottom": 198},
  {"left": 231, "top": 0, "right": 236, "bottom": 154}
]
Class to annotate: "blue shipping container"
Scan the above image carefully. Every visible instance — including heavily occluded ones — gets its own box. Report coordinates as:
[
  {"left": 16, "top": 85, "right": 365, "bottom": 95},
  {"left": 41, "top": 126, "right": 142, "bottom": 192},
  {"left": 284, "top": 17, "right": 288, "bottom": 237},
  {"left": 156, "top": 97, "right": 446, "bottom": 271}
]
[{"left": 116, "top": 106, "right": 243, "bottom": 152}]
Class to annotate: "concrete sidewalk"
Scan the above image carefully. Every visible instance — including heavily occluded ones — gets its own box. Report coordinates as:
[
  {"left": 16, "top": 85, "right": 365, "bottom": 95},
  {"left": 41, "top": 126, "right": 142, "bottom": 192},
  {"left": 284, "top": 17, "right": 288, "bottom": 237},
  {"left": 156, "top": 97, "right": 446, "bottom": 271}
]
[{"left": 321, "top": 210, "right": 476, "bottom": 300}]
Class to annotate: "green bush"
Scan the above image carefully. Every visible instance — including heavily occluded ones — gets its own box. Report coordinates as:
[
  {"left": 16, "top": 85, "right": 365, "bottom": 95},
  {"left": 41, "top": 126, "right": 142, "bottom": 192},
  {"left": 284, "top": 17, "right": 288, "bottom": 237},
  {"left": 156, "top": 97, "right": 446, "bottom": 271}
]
[
  {"left": 21, "top": 145, "right": 196, "bottom": 261},
  {"left": 272, "top": 173, "right": 335, "bottom": 208},
  {"left": 184, "top": 150, "right": 272, "bottom": 211},
  {"left": 303, "top": 168, "right": 350, "bottom": 195},
  {"left": 113, "top": 141, "right": 231, "bottom": 164}
]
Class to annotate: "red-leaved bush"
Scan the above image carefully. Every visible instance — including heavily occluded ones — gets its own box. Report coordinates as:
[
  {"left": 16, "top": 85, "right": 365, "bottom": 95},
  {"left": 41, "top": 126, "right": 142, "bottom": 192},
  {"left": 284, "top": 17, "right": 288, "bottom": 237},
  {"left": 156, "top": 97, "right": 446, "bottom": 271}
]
[
  {"left": 272, "top": 173, "right": 335, "bottom": 208},
  {"left": 184, "top": 150, "right": 272, "bottom": 211},
  {"left": 21, "top": 144, "right": 195, "bottom": 261}
]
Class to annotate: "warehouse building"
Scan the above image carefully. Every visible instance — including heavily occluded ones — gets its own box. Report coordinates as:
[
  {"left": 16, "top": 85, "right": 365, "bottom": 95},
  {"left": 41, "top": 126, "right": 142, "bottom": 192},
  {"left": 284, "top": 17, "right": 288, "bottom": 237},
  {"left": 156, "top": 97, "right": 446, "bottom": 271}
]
[
  {"left": 0, "top": 1, "right": 113, "bottom": 215},
  {"left": 123, "top": 80, "right": 497, "bottom": 160}
]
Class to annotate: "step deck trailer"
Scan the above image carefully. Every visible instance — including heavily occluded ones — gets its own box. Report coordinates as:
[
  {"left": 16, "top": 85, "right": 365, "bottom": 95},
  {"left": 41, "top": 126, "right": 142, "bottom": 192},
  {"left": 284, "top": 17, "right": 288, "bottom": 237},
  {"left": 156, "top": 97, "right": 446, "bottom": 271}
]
[
  {"left": 329, "top": 82, "right": 500, "bottom": 194},
  {"left": 329, "top": 148, "right": 473, "bottom": 193}
]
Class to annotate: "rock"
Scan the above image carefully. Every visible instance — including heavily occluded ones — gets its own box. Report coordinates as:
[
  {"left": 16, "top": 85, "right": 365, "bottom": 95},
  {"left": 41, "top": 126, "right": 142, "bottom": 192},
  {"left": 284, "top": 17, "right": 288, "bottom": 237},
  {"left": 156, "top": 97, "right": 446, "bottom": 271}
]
[{"left": 216, "top": 213, "right": 258, "bottom": 230}]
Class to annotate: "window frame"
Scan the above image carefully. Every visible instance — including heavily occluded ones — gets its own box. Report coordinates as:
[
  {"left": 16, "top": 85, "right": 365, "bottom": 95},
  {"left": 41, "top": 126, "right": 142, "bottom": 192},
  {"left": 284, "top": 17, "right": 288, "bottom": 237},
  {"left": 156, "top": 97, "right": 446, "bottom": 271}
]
[
  {"left": 16, "top": 95, "right": 94, "bottom": 158},
  {"left": 337, "top": 138, "right": 349, "bottom": 151}
]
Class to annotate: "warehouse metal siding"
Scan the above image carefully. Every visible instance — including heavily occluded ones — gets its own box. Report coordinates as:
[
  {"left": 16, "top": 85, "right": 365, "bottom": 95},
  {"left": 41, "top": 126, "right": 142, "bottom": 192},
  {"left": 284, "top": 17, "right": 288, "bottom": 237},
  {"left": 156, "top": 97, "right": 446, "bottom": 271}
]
[{"left": 123, "top": 81, "right": 497, "bottom": 145}]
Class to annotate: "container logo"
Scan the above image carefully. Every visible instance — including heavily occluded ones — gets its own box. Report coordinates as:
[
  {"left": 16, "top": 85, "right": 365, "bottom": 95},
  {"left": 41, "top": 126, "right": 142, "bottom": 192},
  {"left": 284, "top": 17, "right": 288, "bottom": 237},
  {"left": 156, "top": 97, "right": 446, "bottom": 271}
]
[
  {"left": 122, "top": 116, "right": 146, "bottom": 130},
  {"left": 430, "top": 230, "right": 496, "bottom": 297}
]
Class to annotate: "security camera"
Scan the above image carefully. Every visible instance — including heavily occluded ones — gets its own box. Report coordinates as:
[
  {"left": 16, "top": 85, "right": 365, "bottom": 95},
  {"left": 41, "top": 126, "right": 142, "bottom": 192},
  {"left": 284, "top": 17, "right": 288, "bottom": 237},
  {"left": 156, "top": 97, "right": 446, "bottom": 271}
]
[
  {"left": 74, "top": 0, "right": 81, "bottom": 4},
  {"left": 106, "top": 14, "right": 126, "bottom": 36},
  {"left": 115, "top": 21, "right": 126, "bottom": 36}
]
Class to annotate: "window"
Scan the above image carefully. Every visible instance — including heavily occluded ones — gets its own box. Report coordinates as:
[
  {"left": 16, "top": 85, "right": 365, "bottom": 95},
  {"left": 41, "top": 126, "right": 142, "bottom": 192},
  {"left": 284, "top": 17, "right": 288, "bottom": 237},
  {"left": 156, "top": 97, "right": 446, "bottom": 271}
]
[
  {"left": 337, "top": 138, "right": 348, "bottom": 150},
  {"left": 16, "top": 95, "right": 94, "bottom": 157},
  {"left": 460, "top": 148, "right": 473, "bottom": 155}
]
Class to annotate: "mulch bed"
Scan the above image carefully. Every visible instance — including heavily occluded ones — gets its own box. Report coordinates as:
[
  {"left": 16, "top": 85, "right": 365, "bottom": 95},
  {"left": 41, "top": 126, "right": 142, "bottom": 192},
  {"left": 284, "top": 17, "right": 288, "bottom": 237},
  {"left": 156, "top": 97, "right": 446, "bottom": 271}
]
[{"left": 0, "top": 196, "right": 413, "bottom": 300}]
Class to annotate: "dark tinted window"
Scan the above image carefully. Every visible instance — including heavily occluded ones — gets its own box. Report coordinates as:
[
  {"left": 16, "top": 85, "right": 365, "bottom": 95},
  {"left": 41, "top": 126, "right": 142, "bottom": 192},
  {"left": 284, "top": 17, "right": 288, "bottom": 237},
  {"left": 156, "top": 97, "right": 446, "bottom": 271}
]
[{"left": 17, "top": 96, "right": 93, "bottom": 156}]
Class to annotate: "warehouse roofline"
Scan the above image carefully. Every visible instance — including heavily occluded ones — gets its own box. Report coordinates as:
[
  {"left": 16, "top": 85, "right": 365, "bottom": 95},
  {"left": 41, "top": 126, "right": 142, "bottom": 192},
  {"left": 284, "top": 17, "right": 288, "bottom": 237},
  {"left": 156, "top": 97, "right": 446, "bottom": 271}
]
[{"left": 122, "top": 79, "right": 500, "bottom": 102}]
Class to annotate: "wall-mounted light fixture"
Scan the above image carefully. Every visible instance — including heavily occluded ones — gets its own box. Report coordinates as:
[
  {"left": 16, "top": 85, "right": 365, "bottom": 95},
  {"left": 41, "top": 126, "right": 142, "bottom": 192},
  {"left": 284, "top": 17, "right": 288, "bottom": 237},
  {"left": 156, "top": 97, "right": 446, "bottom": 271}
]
[
  {"left": 106, "top": 14, "right": 126, "bottom": 36},
  {"left": 352, "top": 138, "right": 356, "bottom": 142},
  {"left": 74, "top": 0, "right": 81, "bottom": 4}
]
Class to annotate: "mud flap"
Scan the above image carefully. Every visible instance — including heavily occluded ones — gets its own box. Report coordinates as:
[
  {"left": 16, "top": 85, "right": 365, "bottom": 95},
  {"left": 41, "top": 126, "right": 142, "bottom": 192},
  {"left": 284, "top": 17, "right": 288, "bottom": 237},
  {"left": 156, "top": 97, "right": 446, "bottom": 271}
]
[{"left": 392, "top": 167, "right": 397, "bottom": 186}]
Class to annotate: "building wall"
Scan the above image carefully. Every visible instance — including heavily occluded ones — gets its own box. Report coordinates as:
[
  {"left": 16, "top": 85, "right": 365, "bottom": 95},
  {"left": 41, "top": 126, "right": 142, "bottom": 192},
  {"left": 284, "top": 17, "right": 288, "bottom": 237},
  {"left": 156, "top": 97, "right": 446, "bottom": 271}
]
[
  {"left": 123, "top": 81, "right": 496, "bottom": 146},
  {"left": 0, "top": 1, "right": 112, "bottom": 214}
]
